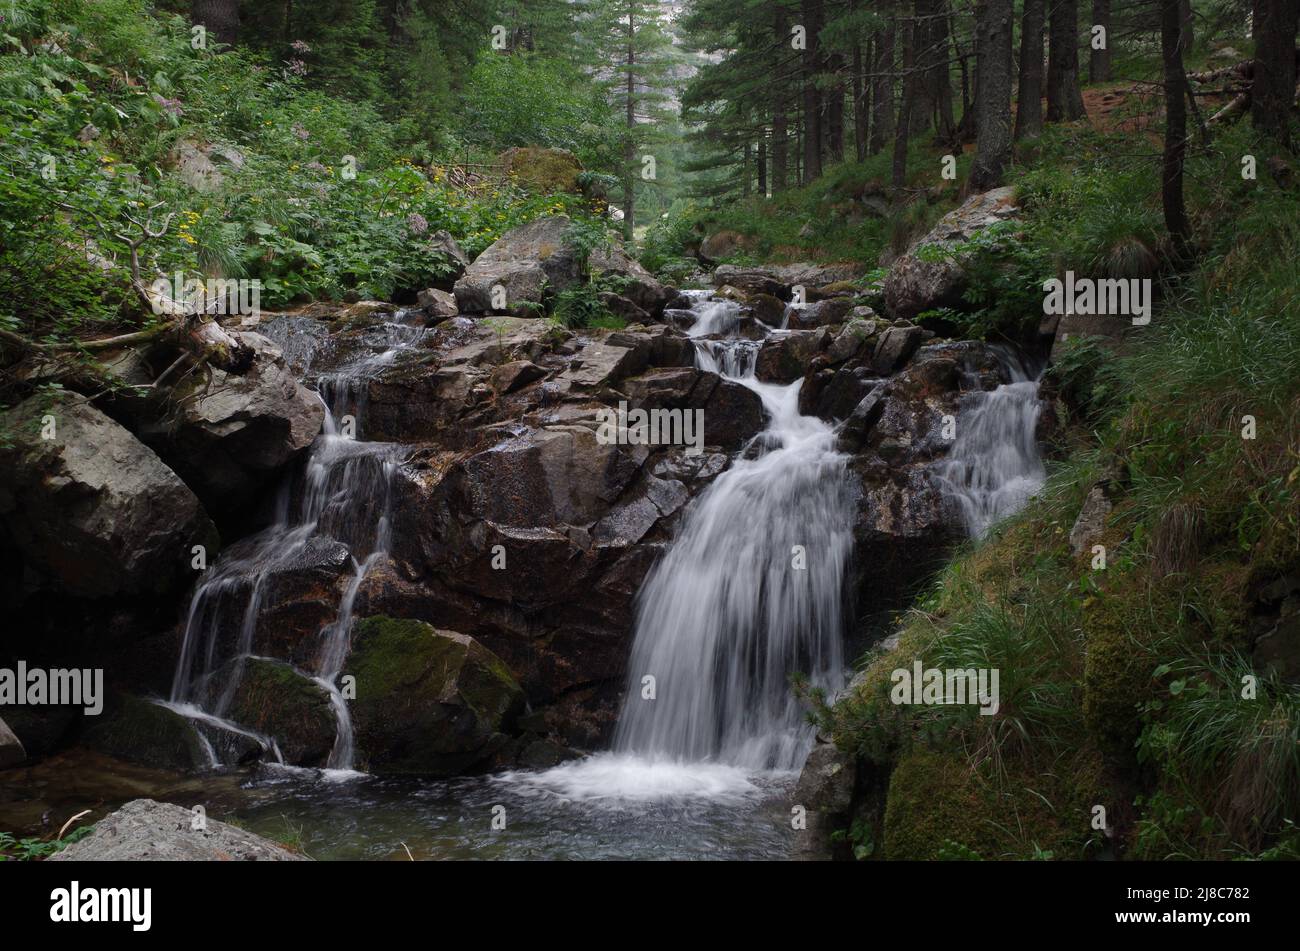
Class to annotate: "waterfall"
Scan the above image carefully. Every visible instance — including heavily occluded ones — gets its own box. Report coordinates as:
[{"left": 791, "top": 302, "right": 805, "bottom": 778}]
[
  {"left": 934, "top": 348, "right": 1046, "bottom": 538},
  {"left": 165, "top": 321, "right": 418, "bottom": 772},
  {"left": 507, "top": 298, "right": 854, "bottom": 799}
]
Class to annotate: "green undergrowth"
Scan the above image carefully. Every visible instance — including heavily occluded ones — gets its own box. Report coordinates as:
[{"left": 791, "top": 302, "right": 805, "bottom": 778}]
[{"left": 816, "top": 119, "right": 1300, "bottom": 861}]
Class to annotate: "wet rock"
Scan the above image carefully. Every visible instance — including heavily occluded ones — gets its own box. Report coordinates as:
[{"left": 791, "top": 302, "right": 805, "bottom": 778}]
[
  {"left": 826, "top": 318, "right": 879, "bottom": 364},
  {"left": 714, "top": 262, "right": 865, "bottom": 300},
  {"left": 0, "top": 716, "right": 25, "bottom": 769},
  {"left": 345, "top": 616, "right": 525, "bottom": 776},
  {"left": 883, "top": 186, "right": 1019, "bottom": 319},
  {"left": 792, "top": 742, "right": 858, "bottom": 860},
  {"left": 755, "top": 329, "right": 829, "bottom": 383},
  {"left": 224, "top": 658, "right": 337, "bottom": 768},
  {"left": 48, "top": 799, "right": 306, "bottom": 861},
  {"left": 139, "top": 331, "right": 325, "bottom": 519},
  {"left": 872, "top": 325, "right": 928, "bottom": 374},
  {"left": 416, "top": 287, "right": 459, "bottom": 322},
  {"left": 0, "top": 394, "right": 218, "bottom": 598},
  {"left": 80, "top": 694, "right": 213, "bottom": 771},
  {"left": 786, "top": 297, "right": 855, "bottom": 330}
]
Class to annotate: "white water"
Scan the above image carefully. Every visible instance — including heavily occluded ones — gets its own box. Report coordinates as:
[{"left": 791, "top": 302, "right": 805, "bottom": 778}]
[
  {"left": 934, "top": 349, "right": 1046, "bottom": 538},
  {"left": 166, "top": 323, "right": 420, "bottom": 771},
  {"left": 508, "top": 297, "right": 854, "bottom": 801}
]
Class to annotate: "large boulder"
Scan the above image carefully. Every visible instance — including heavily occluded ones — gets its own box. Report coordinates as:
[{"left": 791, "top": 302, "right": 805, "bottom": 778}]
[
  {"left": 0, "top": 715, "right": 25, "bottom": 769},
  {"left": 883, "top": 186, "right": 1019, "bottom": 319},
  {"left": 48, "top": 799, "right": 306, "bottom": 861},
  {"left": 714, "top": 262, "right": 865, "bottom": 300},
  {"left": 498, "top": 146, "right": 584, "bottom": 195},
  {"left": 223, "top": 658, "right": 337, "bottom": 768},
  {"left": 589, "top": 243, "right": 672, "bottom": 316},
  {"left": 453, "top": 217, "right": 583, "bottom": 315},
  {"left": 344, "top": 616, "right": 525, "bottom": 776},
  {"left": 138, "top": 331, "right": 325, "bottom": 519},
  {"left": 0, "top": 394, "right": 218, "bottom": 598},
  {"left": 80, "top": 694, "right": 215, "bottom": 771}
]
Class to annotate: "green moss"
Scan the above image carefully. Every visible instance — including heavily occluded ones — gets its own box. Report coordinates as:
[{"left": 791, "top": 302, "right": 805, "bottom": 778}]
[
  {"left": 882, "top": 748, "right": 1003, "bottom": 860},
  {"left": 226, "top": 658, "right": 336, "bottom": 767},
  {"left": 81, "top": 693, "right": 208, "bottom": 771}
]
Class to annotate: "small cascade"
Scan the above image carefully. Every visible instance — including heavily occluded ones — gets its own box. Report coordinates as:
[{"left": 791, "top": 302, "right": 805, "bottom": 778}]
[
  {"left": 934, "top": 348, "right": 1046, "bottom": 538},
  {"left": 167, "top": 320, "right": 419, "bottom": 772},
  {"left": 511, "top": 295, "right": 854, "bottom": 799}
]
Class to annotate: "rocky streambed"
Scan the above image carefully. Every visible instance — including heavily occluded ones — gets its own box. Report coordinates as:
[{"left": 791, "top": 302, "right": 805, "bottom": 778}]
[{"left": 1, "top": 191, "right": 1066, "bottom": 859}]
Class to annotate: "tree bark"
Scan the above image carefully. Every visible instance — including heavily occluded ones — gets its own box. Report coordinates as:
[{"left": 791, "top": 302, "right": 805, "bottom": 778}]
[
  {"left": 853, "top": 41, "right": 869, "bottom": 161},
  {"left": 1016, "top": 0, "right": 1046, "bottom": 138},
  {"left": 1160, "top": 0, "right": 1190, "bottom": 259},
  {"left": 758, "top": 138, "right": 768, "bottom": 196},
  {"left": 802, "top": 0, "right": 824, "bottom": 181},
  {"left": 1250, "top": 0, "right": 1300, "bottom": 144},
  {"left": 623, "top": 15, "right": 636, "bottom": 241},
  {"left": 1047, "top": 0, "right": 1087, "bottom": 121},
  {"left": 192, "top": 0, "right": 240, "bottom": 45},
  {"left": 773, "top": 6, "right": 790, "bottom": 191},
  {"left": 870, "top": 9, "right": 897, "bottom": 155},
  {"left": 1090, "top": 0, "right": 1112, "bottom": 83},
  {"left": 971, "top": 0, "right": 1015, "bottom": 190},
  {"left": 827, "top": 53, "right": 847, "bottom": 163},
  {"left": 892, "top": 11, "right": 918, "bottom": 190}
]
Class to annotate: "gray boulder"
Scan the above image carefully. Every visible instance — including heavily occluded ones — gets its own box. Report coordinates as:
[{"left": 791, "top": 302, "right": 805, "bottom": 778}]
[
  {"left": 0, "top": 394, "right": 218, "bottom": 598},
  {"left": 49, "top": 799, "right": 306, "bottom": 861},
  {"left": 883, "top": 186, "right": 1019, "bottom": 319},
  {"left": 140, "top": 331, "right": 325, "bottom": 516},
  {"left": 453, "top": 217, "right": 583, "bottom": 315}
]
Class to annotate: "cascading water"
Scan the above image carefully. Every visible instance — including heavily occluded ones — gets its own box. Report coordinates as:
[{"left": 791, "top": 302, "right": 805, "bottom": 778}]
[
  {"left": 509, "top": 296, "right": 854, "bottom": 800},
  {"left": 934, "top": 348, "right": 1046, "bottom": 538},
  {"left": 166, "top": 320, "right": 420, "bottom": 772}
]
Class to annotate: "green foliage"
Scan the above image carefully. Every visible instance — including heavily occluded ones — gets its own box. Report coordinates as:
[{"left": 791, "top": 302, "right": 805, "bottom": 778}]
[
  {"left": 0, "top": 825, "right": 94, "bottom": 861},
  {"left": 914, "top": 221, "right": 1052, "bottom": 341}
]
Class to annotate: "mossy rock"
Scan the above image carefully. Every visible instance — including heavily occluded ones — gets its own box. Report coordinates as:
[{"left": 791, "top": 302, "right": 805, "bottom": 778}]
[
  {"left": 225, "top": 658, "right": 337, "bottom": 767},
  {"left": 882, "top": 747, "right": 1005, "bottom": 860},
  {"left": 81, "top": 694, "right": 211, "bottom": 771},
  {"left": 499, "top": 147, "right": 583, "bottom": 195},
  {"left": 344, "top": 616, "right": 525, "bottom": 776}
]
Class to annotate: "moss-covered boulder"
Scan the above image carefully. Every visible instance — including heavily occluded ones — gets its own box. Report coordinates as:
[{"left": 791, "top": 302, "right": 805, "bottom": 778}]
[
  {"left": 345, "top": 616, "right": 525, "bottom": 776},
  {"left": 499, "top": 147, "right": 583, "bottom": 195},
  {"left": 81, "top": 694, "right": 212, "bottom": 771},
  {"left": 225, "top": 658, "right": 337, "bottom": 767},
  {"left": 882, "top": 748, "right": 1005, "bottom": 860}
]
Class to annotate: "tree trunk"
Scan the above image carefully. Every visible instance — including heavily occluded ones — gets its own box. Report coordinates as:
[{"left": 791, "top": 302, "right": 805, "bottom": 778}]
[
  {"left": 1090, "top": 0, "right": 1112, "bottom": 83},
  {"left": 1016, "top": 0, "right": 1046, "bottom": 138},
  {"left": 853, "top": 41, "right": 869, "bottom": 161},
  {"left": 1047, "top": 0, "right": 1087, "bottom": 121},
  {"left": 1179, "top": 0, "right": 1195, "bottom": 52},
  {"left": 827, "top": 53, "right": 847, "bottom": 163},
  {"left": 802, "top": 0, "right": 824, "bottom": 181},
  {"left": 971, "top": 0, "right": 1015, "bottom": 190},
  {"left": 623, "top": 19, "right": 636, "bottom": 242},
  {"left": 192, "top": 0, "right": 240, "bottom": 45},
  {"left": 758, "top": 138, "right": 768, "bottom": 196},
  {"left": 1160, "top": 0, "right": 1190, "bottom": 259},
  {"left": 1250, "top": 0, "right": 1300, "bottom": 144},
  {"left": 773, "top": 6, "right": 790, "bottom": 191},
  {"left": 930, "top": 2, "right": 958, "bottom": 145},
  {"left": 892, "top": 12, "right": 917, "bottom": 189},
  {"left": 871, "top": 10, "right": 896, "bottom": 155}
]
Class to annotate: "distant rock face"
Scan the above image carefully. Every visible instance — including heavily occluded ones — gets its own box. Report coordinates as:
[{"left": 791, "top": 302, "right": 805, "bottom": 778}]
[
  {"left": 48, "top": 799, "right": 306, "bottom": 861},
  {"left": 0, "top": 394, "right": 218, "bottom": 598},
  {"left": 137, "top": 331, "right": 324, "bottom": 520},
  {"left": 345, "top": 616, "right": 525, "bottom": 776},
  {"left": 698, "top": 229, "right": 748, "bottom": 263},
  {"left": 883, "top": 186, "right": 1020, "bottom": 319}
]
